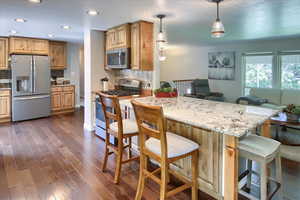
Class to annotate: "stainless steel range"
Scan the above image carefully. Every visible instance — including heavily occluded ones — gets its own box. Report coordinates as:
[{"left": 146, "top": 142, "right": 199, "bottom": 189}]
[{"left": 95, "top": 79, "right": 141, "bottom": 144}]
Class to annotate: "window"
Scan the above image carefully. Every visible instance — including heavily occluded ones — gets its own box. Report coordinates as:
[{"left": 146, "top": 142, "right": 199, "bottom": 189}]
[
  {"left": 281, "top": 54, "right": 300, "bottom": 89},
  {"left": 244, "top": 54, "right": 273, "bottom": 95}
]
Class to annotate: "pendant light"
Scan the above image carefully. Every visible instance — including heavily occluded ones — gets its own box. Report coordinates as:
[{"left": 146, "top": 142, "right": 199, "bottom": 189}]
[
  {"left": 156, "top": 14, "right": 167, "bottom": 61},
  {"left": 210, "top": 0, "right": 225, "bottom": 38}
]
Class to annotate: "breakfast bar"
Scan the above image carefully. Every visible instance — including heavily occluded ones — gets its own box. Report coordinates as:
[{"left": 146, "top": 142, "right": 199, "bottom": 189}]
[{"left": 120, "top": 96, "right": 278, "bottom": 200}]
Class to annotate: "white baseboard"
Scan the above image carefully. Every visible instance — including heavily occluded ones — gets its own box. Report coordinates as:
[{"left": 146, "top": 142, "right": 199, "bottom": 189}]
[{"left": 84, "top": 122, "right": 95, "bottom": 131}]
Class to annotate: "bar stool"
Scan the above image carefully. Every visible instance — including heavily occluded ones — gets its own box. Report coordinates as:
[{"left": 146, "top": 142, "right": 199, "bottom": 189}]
[
  {"left": 238, "top": 134, "right": 282, "bottom": 200},
  {"left": 99, "top": 93, "right": 139, "bottom": 184},
  {"left": 131, "top": 100, "right": 200, "bottom": 200}
]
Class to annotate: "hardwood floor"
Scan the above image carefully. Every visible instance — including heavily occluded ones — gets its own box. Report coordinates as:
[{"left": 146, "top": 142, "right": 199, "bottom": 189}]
[
  {"left": 0, "top": 109, "right": 214, "bottom": 200},
  {"left": 0, "top": 109, "right": 299, "bottom": 200}
]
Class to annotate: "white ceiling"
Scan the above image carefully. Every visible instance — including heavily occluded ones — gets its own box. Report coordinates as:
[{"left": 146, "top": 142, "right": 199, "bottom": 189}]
[{"left": 1, "top": 0, "right": 300, "bottom": 44}]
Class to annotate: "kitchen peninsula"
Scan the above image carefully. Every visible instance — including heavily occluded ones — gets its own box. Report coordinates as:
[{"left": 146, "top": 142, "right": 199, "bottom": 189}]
[{"left": 120, "top": 96, "right": 278, "bottom": 200}]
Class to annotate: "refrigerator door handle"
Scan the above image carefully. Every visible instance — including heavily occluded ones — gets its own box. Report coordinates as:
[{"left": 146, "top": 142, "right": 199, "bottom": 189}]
[
  {"left": 33, "top": 57, "right": 36, "bottom": 93},
  {"left": 14, "top": 95, "right": 50, "bottom": 101},
  {"left": 30, "top": 57, "right": 34, "bottom": 93}
]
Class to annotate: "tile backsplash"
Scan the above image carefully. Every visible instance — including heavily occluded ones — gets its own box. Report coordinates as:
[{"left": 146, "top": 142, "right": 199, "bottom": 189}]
[
  {"left": 116, "top": 69, "right": 153, "bottom": 89},
  {"left": 0, "top": 70, "right": 11, "bottom": 79},
  {"left": 51, "top": 70, "right": 64, "bottom": 78}
]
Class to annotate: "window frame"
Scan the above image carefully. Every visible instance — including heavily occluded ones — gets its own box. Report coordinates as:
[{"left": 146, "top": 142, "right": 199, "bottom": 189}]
[
  {"left": 242, "top": 52, "right": 275, "bottom": 95},
  {"left": 242, "top": 51, "right": 300, "bottom": 95}
]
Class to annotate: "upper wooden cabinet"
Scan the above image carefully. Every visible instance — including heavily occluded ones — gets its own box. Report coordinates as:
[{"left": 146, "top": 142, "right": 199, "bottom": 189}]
[
  {"left": 131, "top": 21, "right": 153, "bottom": 71},
  {"left": 9, "top": 37, "right": 49, "bottom": 55},
  {"left": 49, "top": 41, "right": 67, "bottom": 70},
  {"left": 0, "top": 38, "right": 8, "bottom": 70},
  {"left": 106, "top": 24, "right": 130, "bottom": 50},
  {"left": 31, "top": 39, "right": 49, "bottom": 55}
]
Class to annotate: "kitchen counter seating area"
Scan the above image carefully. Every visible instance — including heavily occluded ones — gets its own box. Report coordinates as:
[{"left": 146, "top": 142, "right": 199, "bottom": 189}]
[{"left": 119, "top": 96, "right": 278, "bottom": 200}]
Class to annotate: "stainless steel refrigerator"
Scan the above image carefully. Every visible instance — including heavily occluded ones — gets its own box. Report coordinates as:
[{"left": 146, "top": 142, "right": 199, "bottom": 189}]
[{"left": 11, "top": 55, "right": 51, "bottom": 122}]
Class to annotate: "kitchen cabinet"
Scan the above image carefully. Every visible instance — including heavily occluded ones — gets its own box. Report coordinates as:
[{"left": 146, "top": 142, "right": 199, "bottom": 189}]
[
  {"left": 0, "top": 89, "right": 11, "bottom": 123},
  {"left": 0, "top": 38, "right": 8, "bottom": 70},
  {"left": 31, "top": 39, "right": 49, "bottom": 55},
  {"left": 51, "top": 85, "right": 75, "bottom": 114},
  {"left": 106, "top": 24, "right": 130, "bottom": 50},
  {"left": 131, "top": 21, "right": 153, "bottom": 71},
  {"left": 9, "top": 37, "right": 49, "bottom": 55},
  {"left": 49, "top": 41, "right": 67, "bottom": 70}
]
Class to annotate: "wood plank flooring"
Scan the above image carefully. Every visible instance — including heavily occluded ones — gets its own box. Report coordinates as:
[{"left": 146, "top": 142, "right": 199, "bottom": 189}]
[
  {"left": 0, "top": 109, "right": 299, "bottom": 200},
  {"left": 0, "top": 109, "right": 214, "bottom": 200}
]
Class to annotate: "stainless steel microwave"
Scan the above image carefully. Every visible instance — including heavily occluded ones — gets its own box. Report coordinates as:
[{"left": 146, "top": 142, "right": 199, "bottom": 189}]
[{"left": 106, "top": 48, "right": 130, "bottom": 69}]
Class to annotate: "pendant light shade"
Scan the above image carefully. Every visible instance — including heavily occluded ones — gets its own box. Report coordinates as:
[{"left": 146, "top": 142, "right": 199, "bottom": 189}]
[
  {"left": 211, "top": 19, "right": 225, "bottom": 38},
  {"left": 210, "top": 0, "right": 225, "bottom": 38},
  {"left": 156, "top": 14, "right": 167, "bottom": 62}
]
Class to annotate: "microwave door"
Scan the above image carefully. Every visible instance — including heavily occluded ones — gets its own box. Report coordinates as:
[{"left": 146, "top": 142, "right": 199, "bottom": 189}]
[{"left": 11, "top": 55, "right": 33, "bottom": 97}]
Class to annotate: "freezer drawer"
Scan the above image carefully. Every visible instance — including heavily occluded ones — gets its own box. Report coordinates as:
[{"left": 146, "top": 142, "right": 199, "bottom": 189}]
[{"left": 12, "top": 95, "right": 50, "bottom": 122}]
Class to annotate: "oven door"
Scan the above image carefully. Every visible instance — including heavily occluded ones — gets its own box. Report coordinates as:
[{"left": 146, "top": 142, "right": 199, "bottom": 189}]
[
  {"left": 95, "top": 98, "right": 117, "bottom": 145},
  {"left": 106, "top": 48, "right": 129, "bottom": 69}
]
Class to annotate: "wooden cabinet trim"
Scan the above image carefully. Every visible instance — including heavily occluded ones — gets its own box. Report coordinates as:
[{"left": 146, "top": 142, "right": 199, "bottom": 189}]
[
  {"left": 0, "top": 38, "right": 9, "bottom": 70},
  {"left": 51, "top": 85, "right": 75, "bottom": 114},
  {"left": 9, "top": 37, "right": 49, "bottom": 55},
  {"left": 0, "top": 89, "right": 11, "bottom": 121},
  {"left": 130, "top": 21, "right": 153, "bottom": 71}
]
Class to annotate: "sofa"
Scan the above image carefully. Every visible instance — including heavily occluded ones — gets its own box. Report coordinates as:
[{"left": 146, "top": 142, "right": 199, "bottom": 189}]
[{"left": 236, "top": 88, "right": 300, "bottom": 110}]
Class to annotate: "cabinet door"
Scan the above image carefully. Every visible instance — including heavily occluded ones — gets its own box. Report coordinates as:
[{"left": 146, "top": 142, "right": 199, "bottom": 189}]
[
  {"left": 49, "top": 42, "right": 66, "bottom": 69},
  {"left": 0, "top": 95, "right": 10, "bottom": 118},
  {"left": 10, "top": 37, "right": 30, "bottom": 54},
  {"left": 106, "top": 31, "right": 114, "bottom": 50},
  {"left": 51, "top": 92, "right": 62, "bottom": 111},
  {"left": 0, "top": 38, "right": 8, "bottom": 70},
  {"left": 31, "top": 39, "right": 49, "bottom": 55},
  {"left": 116, "top": 26, "right": 127, "bottom": 48},
  {"left": 130, "top": 23, "right": 140, "bottom": 70},
  {"left": 62, "top": 91, "right": 74, "bottom": 109}
]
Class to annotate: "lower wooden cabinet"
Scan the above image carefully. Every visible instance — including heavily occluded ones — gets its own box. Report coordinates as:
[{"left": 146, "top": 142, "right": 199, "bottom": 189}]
[
  {"left": 51, "top": 85, "right": 75, "bottom": 114},
  {"left": 0, "top": 89, "right": 11, "bottom": 123}
]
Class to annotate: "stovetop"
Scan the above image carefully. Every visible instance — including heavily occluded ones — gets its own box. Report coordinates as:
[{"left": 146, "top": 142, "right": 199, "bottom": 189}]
[{"left": 102, "top": 89, "right": 140, "bottom": 97}]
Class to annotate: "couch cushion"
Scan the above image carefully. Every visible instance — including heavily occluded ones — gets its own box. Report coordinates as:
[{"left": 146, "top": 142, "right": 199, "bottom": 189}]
[
  {"left": 250, "top": 88, "right": 281, "bottom": 105},
  {"left": 281, "top": 90, "right": 300, "bottom": 106}
]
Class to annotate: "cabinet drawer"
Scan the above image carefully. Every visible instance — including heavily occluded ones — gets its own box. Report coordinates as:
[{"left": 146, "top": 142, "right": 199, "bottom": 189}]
[
  {"left": 63, "top": 86, "right": 74, "bottom": 92},
  {"left": 51, "top": 87, "right": 63, "bottom": 92},
  {"left": 0, "top": 90, "right": 10, "bottom": 96}
]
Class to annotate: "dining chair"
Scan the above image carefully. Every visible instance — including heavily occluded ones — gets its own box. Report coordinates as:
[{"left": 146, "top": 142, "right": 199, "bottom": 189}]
[
  {"left": 99, "top": 92, "right": 139, "bottom": 184},
  {"left": 131, "top": 99, "right": 200, "bottom": 200}
]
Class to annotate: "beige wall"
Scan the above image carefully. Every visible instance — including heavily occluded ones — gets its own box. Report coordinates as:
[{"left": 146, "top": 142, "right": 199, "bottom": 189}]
[{"left": 161, "top": 37, "right": 300, "bottom": 102}]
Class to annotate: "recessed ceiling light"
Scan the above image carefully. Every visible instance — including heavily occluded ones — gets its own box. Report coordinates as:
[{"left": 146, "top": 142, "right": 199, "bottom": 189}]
[
  {"left": 28, "top": 0, "right": 42, "bottom": 3},
  {"left": 48, "top": 34, "right": 54, "bottom": 38},
  {"left": 62, "top": 25, "right": 71, "bottom": 30},
  {"left": 9, "top": 30, "right": 18, "bottom": 34},
  {"left": 87, "top": 10, "right": 99, "bottom": 16},
  {"left": 15, "top": 18, "right": 27, "bottom": 23}
]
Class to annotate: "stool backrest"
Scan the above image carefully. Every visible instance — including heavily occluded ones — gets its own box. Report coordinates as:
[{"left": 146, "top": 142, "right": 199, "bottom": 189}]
[
  {"left": 131, "top": 100, "right": 168, "bottom": 160},
  {"left": 98, "top": 92, "right": 123, "bottom": 136}
]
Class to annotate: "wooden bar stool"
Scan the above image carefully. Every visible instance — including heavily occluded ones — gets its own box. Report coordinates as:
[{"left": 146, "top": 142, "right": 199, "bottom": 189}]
[
  {"left": 238, "top": 134, "right": 282, "bottom": 200},
  {"left": 99, "top": 93, "right": 139, "bottom": 184},
  {"left": 131, "top": 100, "right": 200, "bottom": 200}
]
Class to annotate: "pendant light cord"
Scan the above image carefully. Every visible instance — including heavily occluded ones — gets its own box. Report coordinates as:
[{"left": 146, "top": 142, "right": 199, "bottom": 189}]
[
  {"left": 216, "top": 1, "right": 220, "bottom": 21},
  {"left": 159, "top": 17, "right": 163, "bottom": 33}
]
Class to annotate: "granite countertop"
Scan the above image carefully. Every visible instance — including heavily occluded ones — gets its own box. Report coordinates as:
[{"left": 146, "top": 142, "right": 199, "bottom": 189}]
[{"left": 120, "top": 96, "right": 279, "bottom": 138}]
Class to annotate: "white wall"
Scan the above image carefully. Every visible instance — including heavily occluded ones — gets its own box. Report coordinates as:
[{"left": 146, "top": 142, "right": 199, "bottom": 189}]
[
  {"left": 84, "top": 29, "right": 110, "bottom": 131},
  {"left": 161, "top": 37, "right": 300, "bottom": 102},
  {"left": 79, "top": 46, "right": 84, "bottom": 98},
  {"left": 64, "top": 42, "right": 83, "bottom": 107}
]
